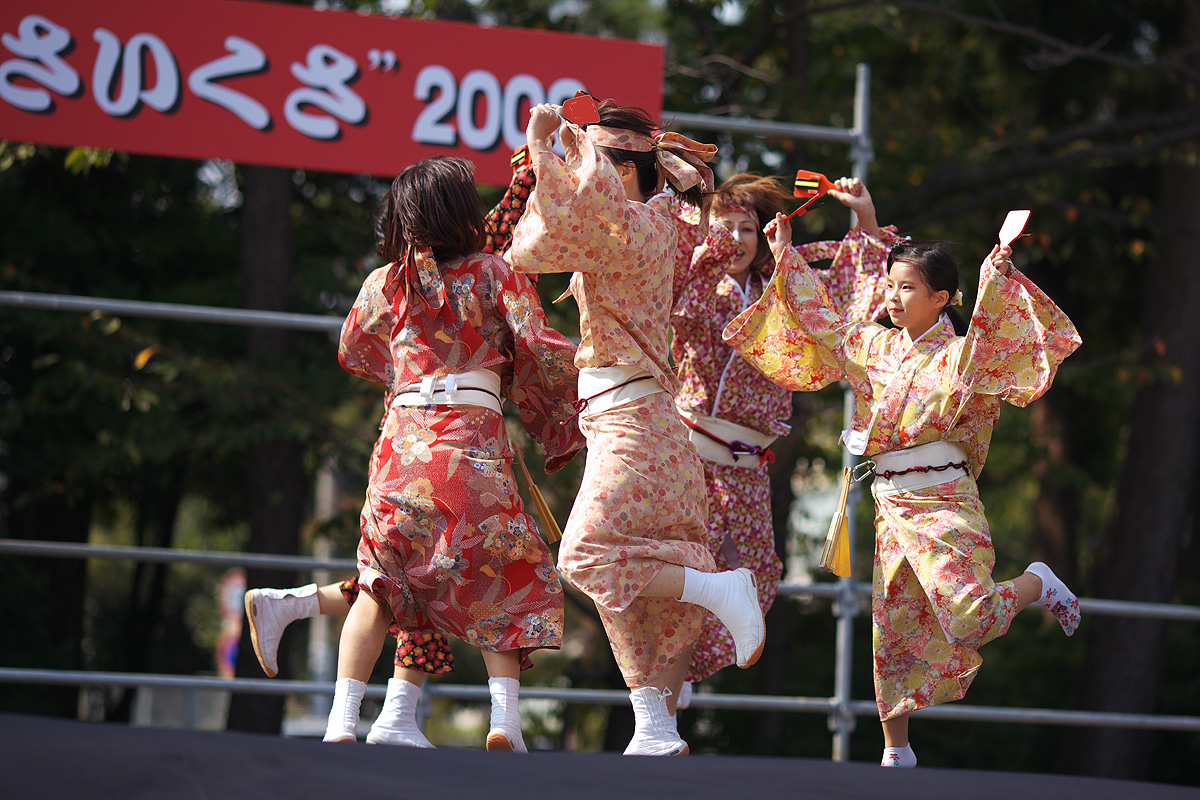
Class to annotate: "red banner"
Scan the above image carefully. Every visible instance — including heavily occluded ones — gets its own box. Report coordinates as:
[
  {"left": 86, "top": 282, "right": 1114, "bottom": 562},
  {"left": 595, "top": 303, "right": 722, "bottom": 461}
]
[{"left": 0, "top": 0, "right": 663, "bottom": 185}]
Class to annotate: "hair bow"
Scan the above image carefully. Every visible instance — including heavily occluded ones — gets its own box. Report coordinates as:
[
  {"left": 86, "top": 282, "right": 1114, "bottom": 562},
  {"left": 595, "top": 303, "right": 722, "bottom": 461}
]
[{"left": 385, "top": 245, "right": 448, "bottom": 317}]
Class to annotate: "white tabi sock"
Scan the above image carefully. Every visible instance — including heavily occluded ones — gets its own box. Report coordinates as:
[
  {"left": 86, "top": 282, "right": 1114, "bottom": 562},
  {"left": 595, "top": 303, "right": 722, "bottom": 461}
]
[
  {"left": 625, "top": 686, "right": 688, "bottom": 757},
  {"left": 679, "top": 567, "right": 765, "bottom": 667},
  {"left": 324, "top": 677, "right": 365, "bottom": 742},
  {"left": 244, "top": 583, "right": 321, "bottom": 677},
  {"left": 366, "top": 678, "right": 434, "bottom": 748},
  {"left": 881, "top": 744, "right": 917, "bottom": 768},
  {"left": 486, "top": 676, "right": 527, "bottom": 753},
  {"left": 1025, "top": 562, "right": 1081, "bottom": 636}
]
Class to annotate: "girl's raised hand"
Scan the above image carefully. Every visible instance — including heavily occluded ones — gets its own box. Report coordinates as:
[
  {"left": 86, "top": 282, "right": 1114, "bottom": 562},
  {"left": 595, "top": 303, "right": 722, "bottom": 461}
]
[
  {"left": 527, "top": 103, "right": 562, "bottom": 146},
  {"left": 986, "top": 244, "right": 1014, "bottom": 276},
  {"left": 766, "top": 212, "right": 792, "bottom": 263}
]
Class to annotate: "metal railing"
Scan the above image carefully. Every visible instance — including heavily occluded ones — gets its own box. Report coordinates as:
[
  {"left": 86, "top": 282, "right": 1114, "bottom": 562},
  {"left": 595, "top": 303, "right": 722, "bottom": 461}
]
[
  {"left": 2, "top": 538, "right": 1198, "bottom": 753},
  {"left": 6, "top": 69, "right": 1199, "bottom": 753}
]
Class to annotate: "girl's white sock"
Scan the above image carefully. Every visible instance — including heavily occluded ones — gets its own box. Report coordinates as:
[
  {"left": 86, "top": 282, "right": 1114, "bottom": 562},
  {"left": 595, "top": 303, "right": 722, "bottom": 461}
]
[
  {"left": 881, "top": 743, "right": 917, "bottom": 768},
  {"left": 1025, "top": 562, "right": 1081, "bottom": 636},
  {"left": 323, "top": 677, "right": 365, "bottom": 742},
  {"left": 486, "top": 676, "right": 527, "bottom": 753},
  {"left": 365, "top": 678, "right": 434, "bottom": 748}
]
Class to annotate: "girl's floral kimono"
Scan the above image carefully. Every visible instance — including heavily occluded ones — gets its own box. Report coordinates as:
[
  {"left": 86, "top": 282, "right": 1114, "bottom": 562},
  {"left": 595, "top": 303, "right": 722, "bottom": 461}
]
[
  {"left": 724, "top": 247, "right": 1080, "bottom": 718},
  {"left": 340, "top": 160, "right": 549, "bottom": 675},
  {"left": 339, "top": 249, "right": 583, "bottom": 668},
  {"left": 672, "top": 217, "right": 899, "bottom": 681},
  {"left": 509, "top": 123, "right": 717, "bottom": 688}
]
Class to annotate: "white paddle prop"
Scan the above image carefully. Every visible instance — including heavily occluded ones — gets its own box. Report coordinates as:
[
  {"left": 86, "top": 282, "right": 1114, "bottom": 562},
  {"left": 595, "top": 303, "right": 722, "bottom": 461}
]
[{"left": 999, "top": 209, "right": 1030, "bottom": 248}]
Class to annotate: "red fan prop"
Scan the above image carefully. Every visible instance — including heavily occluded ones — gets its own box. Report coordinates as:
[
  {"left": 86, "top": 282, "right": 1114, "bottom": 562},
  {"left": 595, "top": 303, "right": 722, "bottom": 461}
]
[
  {"left": 560, "top": 91, "right": 600, "bottom": 125},
  {"left": 765, "top": 170, "right": 838, "bottom": 233}
]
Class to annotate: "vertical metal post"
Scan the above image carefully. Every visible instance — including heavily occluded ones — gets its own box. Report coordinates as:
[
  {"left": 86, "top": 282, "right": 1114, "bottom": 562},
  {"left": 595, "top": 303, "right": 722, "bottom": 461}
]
[{"left": 830, "top": 62, "right": 873, "bottom": 763}]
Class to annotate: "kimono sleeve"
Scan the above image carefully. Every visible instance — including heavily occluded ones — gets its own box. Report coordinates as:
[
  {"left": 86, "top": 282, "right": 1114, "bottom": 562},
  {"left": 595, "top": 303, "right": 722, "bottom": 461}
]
[
  {"left": 794, "top": 225, "right": 897, "bottom": 322},
  {"left": 957, "top": 259, "right": 1083, "bottom": 406},
  {"left": 723, "top": 245, "right": 875, "bottom": 392},
  {"left": 496, "top": 268, "right": 585, "bottom": 473},
  {"left": 508, "top": 130, "right": 639, "bottom": 276},
  {"left": 672, "top": 221, "right": 738, "bottom": 320},
  {"left": 337, "top": 266, "right": 396, "bottom": 387},
  {"left": 482, "top": 161, "right": 535, "bottom": 257}
]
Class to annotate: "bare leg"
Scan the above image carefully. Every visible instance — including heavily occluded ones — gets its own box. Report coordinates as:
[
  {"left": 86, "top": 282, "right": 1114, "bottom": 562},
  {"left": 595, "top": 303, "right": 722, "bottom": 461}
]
[
  {"left": 480, "top": 649, "right": 521, "bottom": 680},
  {"left": 317, "top": 582, "right": 353, "bottom": 615},
  {"left": 336, "top": 589, "right": 391, "bottom": 682},
  {"left": 1012, "top": 571, "right": 1041, "bottom": 611},
  {"left": 881, "top": 713, "right": 909, "bottom": 748},
  {"left": 393, "top": 666, "right": 427, "bottom": 687}
]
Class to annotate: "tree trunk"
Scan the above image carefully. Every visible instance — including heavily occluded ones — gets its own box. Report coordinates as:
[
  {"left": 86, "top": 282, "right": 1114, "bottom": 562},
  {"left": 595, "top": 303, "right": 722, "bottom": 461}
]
[
  {"left": 226, "top": 164, "right": 305, "bottom": 734},
  {"left": 1065, "top": 4, "right": 1200, "bottom": 777},
  {"left": 0, "top": 479, "right": 89, "bottom": 718},
  {"left": 1029, "top": 398, "right": 1078, "bottom": 586}
]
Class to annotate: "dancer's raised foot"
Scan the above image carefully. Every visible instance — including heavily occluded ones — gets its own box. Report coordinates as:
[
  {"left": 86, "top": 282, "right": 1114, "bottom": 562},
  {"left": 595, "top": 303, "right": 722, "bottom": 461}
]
[
  {"left": 244, "top": 584, "right": 319, "bottom": 677},
  {"left": 1025, "top": 562, "right": 1081, "bottom": 636},
  {"left": 681, "top": 567, "right": 765, "bottom": 667}
]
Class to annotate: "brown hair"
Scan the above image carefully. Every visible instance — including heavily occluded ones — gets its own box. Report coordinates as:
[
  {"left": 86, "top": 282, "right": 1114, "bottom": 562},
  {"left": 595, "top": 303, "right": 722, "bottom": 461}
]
[
  {"left": 380, "top": 156, "right": 486, "bottom": 264},
  {"left": 713, "top": 173, "right": 788, "bottom": 270},
  {"left": 583, "top": 100, "right": 706, "bottom": 208}
]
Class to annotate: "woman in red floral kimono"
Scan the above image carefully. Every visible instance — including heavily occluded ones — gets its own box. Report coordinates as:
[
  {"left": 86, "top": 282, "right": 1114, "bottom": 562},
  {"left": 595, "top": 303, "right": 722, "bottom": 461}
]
[{"left": 321, "top": 156, "right": 583, "bottom": 753}]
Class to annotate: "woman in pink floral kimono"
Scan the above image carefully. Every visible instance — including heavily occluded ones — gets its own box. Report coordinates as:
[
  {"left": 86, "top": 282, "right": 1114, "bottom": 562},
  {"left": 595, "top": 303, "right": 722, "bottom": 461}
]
[
  {"left": 725, "top": 213, "right": 1082, "bottom": 768},
  {"left": 670, "top": 174, "right": 900, "bottom": 706},
  {"left": 322, "top": 156, "right": 583, "bottom": 753},
  {"left": 509, "top": 99, "right": 766, "bottom": 757}
]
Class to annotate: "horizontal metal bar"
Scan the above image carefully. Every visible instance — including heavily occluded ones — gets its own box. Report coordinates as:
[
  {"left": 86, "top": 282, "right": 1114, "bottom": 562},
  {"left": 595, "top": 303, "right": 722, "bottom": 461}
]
[
  {"left": 0, "top": 539, "right": 355, "bottom": 573},
  {"left": 662, "top": 110, "right": 860, "bottom": 144},
  {"left": 0, "top": 290, "right": 343, "bottom": 332},
  {"left": 4, "top": 538, "right": 1198, "bottom": 622},
  {"left": 4, "top": 668, "right": 1196, "bottom": 732}
]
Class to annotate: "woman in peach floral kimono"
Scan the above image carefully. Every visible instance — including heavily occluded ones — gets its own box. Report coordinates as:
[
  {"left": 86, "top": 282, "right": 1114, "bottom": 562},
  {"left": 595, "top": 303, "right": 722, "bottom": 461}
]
[
  {"left": 725, "top": 214, "right": 1082, "bottom": 768},
  {"left": 509, "top": 99, "right": 765, "bottom": 757},
  {"left": 323, "top": 156, "right": 583, "bottom": 753}
]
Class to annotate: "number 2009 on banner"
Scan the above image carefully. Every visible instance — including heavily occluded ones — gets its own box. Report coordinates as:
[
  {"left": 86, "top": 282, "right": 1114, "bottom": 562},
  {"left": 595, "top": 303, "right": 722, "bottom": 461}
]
[{"left": 412, "top": 65, "right": 584, "bottom": 152}]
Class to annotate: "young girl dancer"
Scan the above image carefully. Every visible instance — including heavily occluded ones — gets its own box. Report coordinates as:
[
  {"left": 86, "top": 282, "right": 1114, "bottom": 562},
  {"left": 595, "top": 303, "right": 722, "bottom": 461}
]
[
  {"left": 508, "top": 99, "right": 765, "bottom": 756},
  {"left": 245, "top": 154, "right": 546, "bottom": 747},
  {"left": 670, "top": 174, "right": 899, "bottom": 702},
  {"left": 725, "top": 214, "right": 1082, "bottom": 767},
  {"left": 322, "top": 156, "right": 583, "bottom": 752}
]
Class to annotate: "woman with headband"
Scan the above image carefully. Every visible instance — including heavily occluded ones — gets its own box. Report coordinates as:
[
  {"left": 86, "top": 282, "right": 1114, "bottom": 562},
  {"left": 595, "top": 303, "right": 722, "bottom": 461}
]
[
  {"left": 669, "top": 173, "right": 899, "bottom": 709},
  {"left": 509, "top": 99, "right": 765, "bottom": 757}
]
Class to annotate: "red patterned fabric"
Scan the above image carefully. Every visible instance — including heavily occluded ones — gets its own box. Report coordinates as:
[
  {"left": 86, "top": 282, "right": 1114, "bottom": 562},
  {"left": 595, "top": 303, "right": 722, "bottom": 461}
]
[
  {"left": 339, "top": 578, "right": 454, "bottom": 673},
  {"left": 340, "top": 252, "right": 583, "bottom": 668}
]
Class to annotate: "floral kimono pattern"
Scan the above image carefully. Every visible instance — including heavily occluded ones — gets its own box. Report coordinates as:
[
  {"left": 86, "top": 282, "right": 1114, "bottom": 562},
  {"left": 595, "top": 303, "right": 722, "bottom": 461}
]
[
  {"left": 509, "top": 121, "right": 716, "bottom": 687},
  {"left": 673, "top": 221, "right": 897, "bottom": 681},
  {"left": 339, "top": 251, "right": 583, "bottom": 668},
  {"left": 724, "top": 247, "right": 1081, "bottom": 718}
]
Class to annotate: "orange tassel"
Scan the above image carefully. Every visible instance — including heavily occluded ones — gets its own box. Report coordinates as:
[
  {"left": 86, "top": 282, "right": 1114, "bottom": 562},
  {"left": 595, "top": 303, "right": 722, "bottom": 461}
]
[{"left": 513, "top": 448, "right": 563, "bottom": 544}]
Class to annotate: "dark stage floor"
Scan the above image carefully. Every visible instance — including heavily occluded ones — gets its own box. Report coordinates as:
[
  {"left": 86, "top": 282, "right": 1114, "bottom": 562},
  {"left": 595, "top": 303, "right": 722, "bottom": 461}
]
[{"left": 3, "top": 712, "right": 1194, "bottom": 799}]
